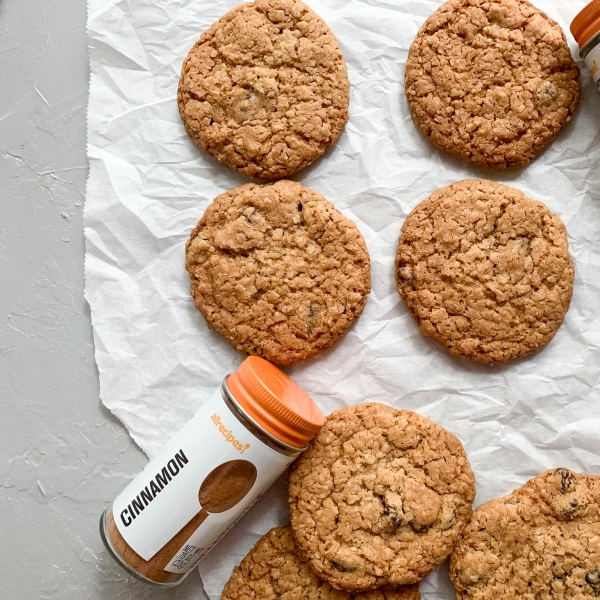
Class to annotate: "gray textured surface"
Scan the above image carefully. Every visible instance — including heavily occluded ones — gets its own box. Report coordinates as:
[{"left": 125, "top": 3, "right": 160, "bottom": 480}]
[{"left": 0, "top": 0, "right": 205, "bottom": 597}]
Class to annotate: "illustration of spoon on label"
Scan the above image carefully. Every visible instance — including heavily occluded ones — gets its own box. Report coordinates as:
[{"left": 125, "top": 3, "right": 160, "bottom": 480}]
[{"left": 113, "top": 459, "right": 258, "bottom": 582}]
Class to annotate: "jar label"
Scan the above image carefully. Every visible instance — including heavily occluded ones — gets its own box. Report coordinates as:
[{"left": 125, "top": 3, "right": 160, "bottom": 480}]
[
  {"left": 585, "top": 44, "right": 600, "bottom": 90},
  {"left": 112, "top": 387, "right": 294, "bottom": 573}
]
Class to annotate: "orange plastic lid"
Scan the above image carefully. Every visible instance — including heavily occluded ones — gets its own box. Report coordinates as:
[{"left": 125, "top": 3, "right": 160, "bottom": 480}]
[
  {"left": 226, "top": 357, "right": 324, "bottom": 449},
  {"left": 571, "top": 0, "right": 600, "bottom": 49}
]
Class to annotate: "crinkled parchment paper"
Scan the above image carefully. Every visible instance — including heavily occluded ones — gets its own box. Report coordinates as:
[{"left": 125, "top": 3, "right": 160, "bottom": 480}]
[{"left": 86, "top": 0, "right": 600, "bottom": 597}]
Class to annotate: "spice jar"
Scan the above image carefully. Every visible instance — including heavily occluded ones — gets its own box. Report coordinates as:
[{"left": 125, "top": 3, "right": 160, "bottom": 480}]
[
  {"left": 100, "top": 356, "right": 324, "bottom": 586},
  {"left": 572, "top": 0, "right": 600, "bottom": 89}
]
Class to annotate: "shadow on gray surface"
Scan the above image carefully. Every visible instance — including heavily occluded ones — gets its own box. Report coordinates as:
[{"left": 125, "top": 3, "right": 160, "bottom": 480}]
[{"left": 95, "top": 549, "right": 209, "bottom": 600}]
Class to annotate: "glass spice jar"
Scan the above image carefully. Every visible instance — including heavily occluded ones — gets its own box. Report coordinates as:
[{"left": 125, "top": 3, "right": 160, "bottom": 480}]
[
  {"left": 99, "top": 356, "right": 323, "bottom": 586},
  {"left": 572, "top": 0, "right": 600, "bottom": 90}
]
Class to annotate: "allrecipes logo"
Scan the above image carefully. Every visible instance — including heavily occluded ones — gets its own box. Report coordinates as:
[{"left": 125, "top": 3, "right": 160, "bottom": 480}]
[{"left": 211, "top": 414, "right": 250, "bottom": 454}]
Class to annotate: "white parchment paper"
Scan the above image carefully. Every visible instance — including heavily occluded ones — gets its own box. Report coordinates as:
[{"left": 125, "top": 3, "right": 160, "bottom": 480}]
[{"left": 86, "top": 1, "right": 600, "bottom": 598}]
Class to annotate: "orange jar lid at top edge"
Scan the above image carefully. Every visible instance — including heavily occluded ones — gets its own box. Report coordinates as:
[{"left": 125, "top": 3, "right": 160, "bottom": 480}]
[
  {"left": 572, "top": 0, "right": 600, "bottom": 50},
  {"left": 226, "top": 356, "right": 324, "bottom": 449}
]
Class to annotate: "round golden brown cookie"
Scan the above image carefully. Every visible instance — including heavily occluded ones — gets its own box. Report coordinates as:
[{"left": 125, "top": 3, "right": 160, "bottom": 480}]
[
  {"left": 288, "top": 403, "right": 476, "bottom": 591},
  {"left": 178, "top": 0, "right": 349, "bottom": 179},
  {"left": 185, "top": 180, "right": 370, "bottom": 364},
  {"left": 395, "top": 180, "right": 574, "bottom": 364},
  {"left": 450, "top": 468, "right": 600, "bottom": 599},
  {"left": 405, "top": 0, "right": 581, "bottom": 170},
  {"left": 222, "top": 526, "right": 421, "bottom": 600}
]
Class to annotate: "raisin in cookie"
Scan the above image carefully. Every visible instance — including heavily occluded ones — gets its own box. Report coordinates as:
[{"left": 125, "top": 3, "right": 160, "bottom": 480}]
[
  {"left": 450, "top": 469, "right": 600, "bottom": 599},
  {"left": 185, "top": 180, "right": 370, "bottom": 364},
  {"left": 405, "top": 0, "right": 580, "bottom": 170},
  {"left": 223, "top": 527, "right": 420, "bottom": 600},
  {"left": 395, "top": 179, "right": 574, "bottom": 364},
  {"left": 288, "top": 403, "right": 475, "bottom": 591},
  {"left": 178, "top": 0, "right": 349, "bottom": 179}
]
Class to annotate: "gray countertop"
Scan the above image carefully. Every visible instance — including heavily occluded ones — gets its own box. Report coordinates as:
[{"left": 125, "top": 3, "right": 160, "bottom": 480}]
[{"left": 0, "top": 0, "right": 205, "bottom": 597}]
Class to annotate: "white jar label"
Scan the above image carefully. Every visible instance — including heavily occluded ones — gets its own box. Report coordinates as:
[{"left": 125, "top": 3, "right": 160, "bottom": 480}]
[
  {"left": 584, "top": 43, "right": 600, "bottom": 90},
  {"left": 112, "top": 387, "right": 294, "bottom": 573}
]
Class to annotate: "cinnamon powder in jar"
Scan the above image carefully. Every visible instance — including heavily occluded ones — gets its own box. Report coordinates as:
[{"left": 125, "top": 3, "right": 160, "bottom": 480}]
[
  {"left": 572, "top": 1, "right": 600, "bottom": 90},
  {"left": 100, "top": 357, "right": 323, "bottom": 586}
]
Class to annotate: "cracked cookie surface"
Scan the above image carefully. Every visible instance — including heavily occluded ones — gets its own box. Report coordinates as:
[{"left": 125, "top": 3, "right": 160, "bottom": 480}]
[
  {"left": 178, "top": 0, "right": 349, "bottom": 179},
  {"left": 395, "top": 179, "right": 574, "bottom": 364},
  {"left": 450, "top": 469, "right": 600, "bottom": 600},
  {"left": 185, "top": 180, "right": 370, "bottom": 364},
  {"left": 223, "top": 526, "right": 420, "bottom": 600},
  {"left": 288, "top": 403, "right": 475, "bottom": 590},
  {"left": 405, "top": 0, "right": 580, "bottom": 170}
]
